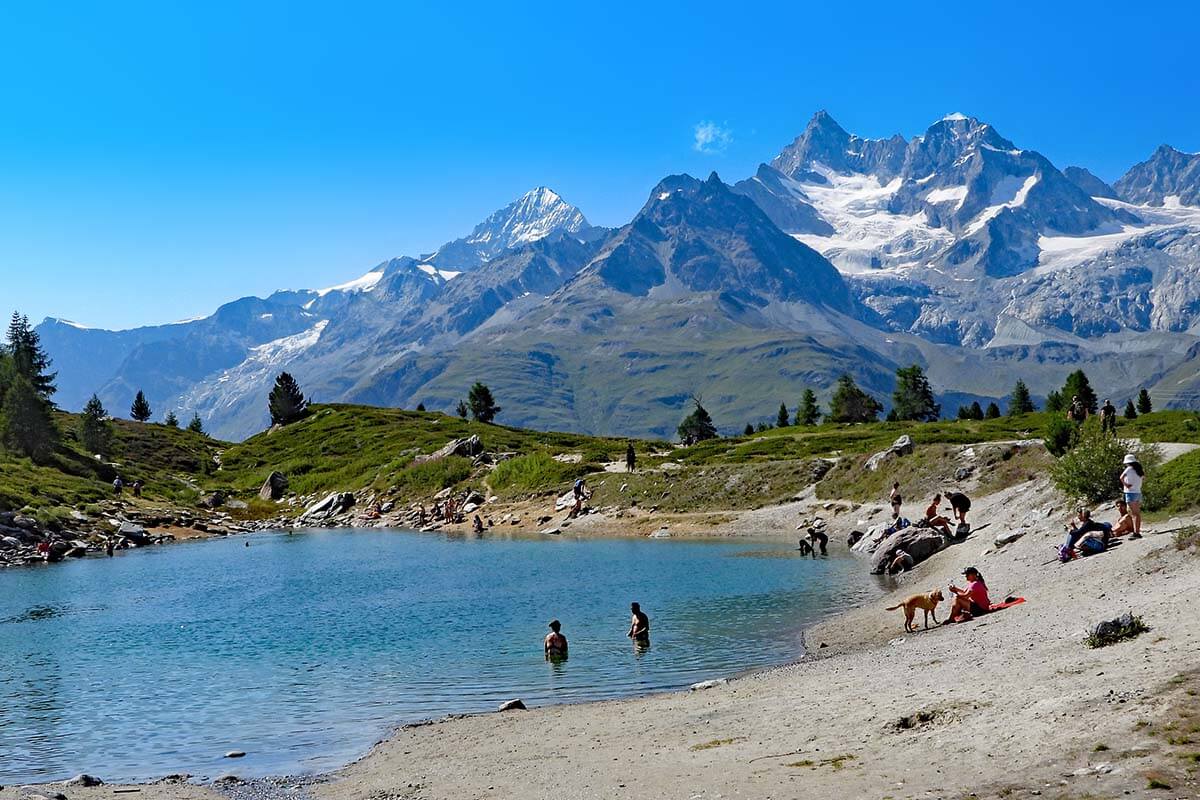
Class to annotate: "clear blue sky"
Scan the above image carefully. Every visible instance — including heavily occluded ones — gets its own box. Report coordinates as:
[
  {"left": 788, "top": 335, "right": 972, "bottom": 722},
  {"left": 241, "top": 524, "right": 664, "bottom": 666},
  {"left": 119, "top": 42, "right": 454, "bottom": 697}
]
[{"left": 2, "top": 1, "right": 1197, "bottom": 329}]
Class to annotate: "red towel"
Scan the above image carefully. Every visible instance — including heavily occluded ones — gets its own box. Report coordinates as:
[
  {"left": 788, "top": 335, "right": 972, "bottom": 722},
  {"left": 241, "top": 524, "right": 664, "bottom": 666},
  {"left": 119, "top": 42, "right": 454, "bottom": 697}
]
[{"left": 948, "top": 597, "right": 1026, "bottom": 623}]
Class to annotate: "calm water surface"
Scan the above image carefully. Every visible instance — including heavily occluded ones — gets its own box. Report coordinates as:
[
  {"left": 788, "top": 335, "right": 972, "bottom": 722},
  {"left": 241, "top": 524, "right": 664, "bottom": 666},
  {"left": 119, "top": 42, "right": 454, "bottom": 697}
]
[{"left": 0, "top": 529, "right": 879, "bottom": 783}]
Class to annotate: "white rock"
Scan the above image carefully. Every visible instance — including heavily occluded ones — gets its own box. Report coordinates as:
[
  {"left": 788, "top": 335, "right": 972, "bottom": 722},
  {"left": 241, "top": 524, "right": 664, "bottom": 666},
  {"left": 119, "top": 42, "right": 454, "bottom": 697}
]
[{"left": 690, "top": 679, "right": 727, "bottom": 691}]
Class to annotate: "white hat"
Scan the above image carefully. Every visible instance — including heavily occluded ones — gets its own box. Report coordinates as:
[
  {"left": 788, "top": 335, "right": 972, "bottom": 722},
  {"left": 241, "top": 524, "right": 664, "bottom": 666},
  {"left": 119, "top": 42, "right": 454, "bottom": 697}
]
[{"left": 1123, "top": 454, "right": 1137, "bottom": 464}]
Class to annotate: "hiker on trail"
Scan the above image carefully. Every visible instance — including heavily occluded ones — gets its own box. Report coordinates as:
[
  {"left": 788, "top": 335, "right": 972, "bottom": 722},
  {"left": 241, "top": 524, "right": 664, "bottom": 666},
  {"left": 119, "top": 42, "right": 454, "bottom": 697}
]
[
  {"left": 544, "top": 620, "right": 568, "bottom": 661},
  {"left": 1110, "top": 499, "right": 1136, "bottom": 538},
  {"left": 626, "top": 441, "right": 636, "bottom": 473},
  {"left": 1067, "top": 395, "right": 1087, "bottom": 422},
  {"left": 1119, "top": 455, "right": 1144, "bottom": 538},
  {"left": 924, "top": 494, "right": 952, "bottom": 537},
  {"left": 889, "top": 482, "right": 902, "bottom": 517},
  {"left": 113, "top": 477, "right": 123, "bottom": 496},
  {"left": 1100, "top": 399, "right": 1117, "bottom": 435},
  {"left": 131, "top": 480, "right": 143, "bottom": 498},
  {"left": 945, "top": 491, "right": 971, "bottom": 535},
  {"left": 628, "top": 602, "right": 650, "bottom": 643},
  {"left": 948, "top": 567, "right": 991, "bottom": 619},
  {"left": 569, "top": 478, "right": 591, "bottom": 519}
]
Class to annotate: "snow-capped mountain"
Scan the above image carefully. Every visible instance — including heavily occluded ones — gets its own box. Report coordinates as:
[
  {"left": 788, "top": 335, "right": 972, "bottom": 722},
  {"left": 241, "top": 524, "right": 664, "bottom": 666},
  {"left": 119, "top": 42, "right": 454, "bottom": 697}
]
[
  {"left": 423, "top": 187, "right": 597, "bottom": 271},
  {"left": 34, "top": 117, "right": 1200, "bottom": 440}
]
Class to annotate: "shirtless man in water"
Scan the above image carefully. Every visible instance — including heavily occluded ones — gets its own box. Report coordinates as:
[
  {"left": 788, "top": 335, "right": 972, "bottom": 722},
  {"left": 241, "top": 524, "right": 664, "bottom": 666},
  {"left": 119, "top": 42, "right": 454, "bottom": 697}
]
[
  {"left": 628, "top": 602, "right": 650, "bottom": 642},
  {"left": 544, "top": 620, "right": 568, "bottom": 661}
]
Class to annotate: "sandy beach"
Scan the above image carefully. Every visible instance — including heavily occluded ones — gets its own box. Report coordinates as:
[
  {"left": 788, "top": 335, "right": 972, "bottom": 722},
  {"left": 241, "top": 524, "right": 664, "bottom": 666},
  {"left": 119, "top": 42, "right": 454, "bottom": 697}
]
[{"left": 8, "top": 471, "right": 1199, "bottom": 800}]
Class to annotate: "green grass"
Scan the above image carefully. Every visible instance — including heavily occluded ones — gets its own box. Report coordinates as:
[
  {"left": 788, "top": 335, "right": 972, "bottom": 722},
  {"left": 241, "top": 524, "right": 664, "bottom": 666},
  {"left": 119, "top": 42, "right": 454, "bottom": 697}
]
[
  {"left": 1145, "top": 448, "right": 1200, "bottom": 514},
  {"left": 489, "top": 452, "right": 592, "bottom": 497}
]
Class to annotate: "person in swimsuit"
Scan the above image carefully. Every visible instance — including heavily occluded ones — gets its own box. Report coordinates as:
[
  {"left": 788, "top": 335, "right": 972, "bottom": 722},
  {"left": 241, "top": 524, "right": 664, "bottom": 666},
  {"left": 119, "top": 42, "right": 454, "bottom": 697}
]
[
  {"left": 924, "top": 494, "right": 952, "bottom": 537},
  {"left": 1110, "top": 499, "right": 1136, "bottom": 537},
  {"left": 544, "top": 620, "right": 568, "bottom": 661},
  {"left": 889, "top": 482, "right": 902, "bottom": 517},
  {"left": 628, "top": 602, "right": 650, "bottom": 643},
  {"left": 948, "top": 567, "right": 991, "bottom": 619},
  {"left": 945, "top": 491, "right": 971, "bottom": 527}
]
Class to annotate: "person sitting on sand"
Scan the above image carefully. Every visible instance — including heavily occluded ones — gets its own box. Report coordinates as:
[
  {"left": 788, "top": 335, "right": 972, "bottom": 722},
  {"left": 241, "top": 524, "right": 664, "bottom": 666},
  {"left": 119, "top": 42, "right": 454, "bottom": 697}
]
[
  {"left": 948, "top": 567, "right": 991, "bottom": 619},
  {"left": 1110, "top": 500, "right": 1136, "bottom": 538},
  {"left": 889, "top": 482, "right": 902, "bottom": 517},
  {"left": 924, "top": 494, "right": 952, "bottom": 537},
  {"left": 544, "top": 620, "right": 568, "bottom": 661},
  {"left": 1064, "top": 507, "right": 1111, "bottom": 550},
  {"left": 628, "top": 602, "right": 650, "bottom": 642}
]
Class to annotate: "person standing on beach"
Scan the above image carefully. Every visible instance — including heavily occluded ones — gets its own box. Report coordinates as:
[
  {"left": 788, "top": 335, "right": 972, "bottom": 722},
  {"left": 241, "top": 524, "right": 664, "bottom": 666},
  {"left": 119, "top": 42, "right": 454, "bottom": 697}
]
[
  {"left": 628, "top": 602, "right": 650, "bottom": 643},
  {"left": 889, "top": 482, "right": 902, "bottom": 518},
  {"left": 1119, "top": 454, "right": 1144, "bottom": 538},
  {"left": 545, "top": 620, "right": 568, "bottom": 661},
  {"left": 626, "top": 441, "right": 636, "bottom": 473}
]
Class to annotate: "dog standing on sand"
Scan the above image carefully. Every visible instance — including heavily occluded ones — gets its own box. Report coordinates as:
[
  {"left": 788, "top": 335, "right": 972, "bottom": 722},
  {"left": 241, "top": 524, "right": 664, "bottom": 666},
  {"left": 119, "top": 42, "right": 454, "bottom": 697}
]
[{"left": 886, "top": 589, "right": 945, "bottom": 632}]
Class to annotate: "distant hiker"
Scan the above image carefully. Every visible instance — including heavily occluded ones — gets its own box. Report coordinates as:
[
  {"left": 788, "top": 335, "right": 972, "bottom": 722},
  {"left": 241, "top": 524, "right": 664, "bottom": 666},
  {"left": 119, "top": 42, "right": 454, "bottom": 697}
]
[
  {"left": 807, "top": 526, "right": 828, "bottom": 556},
  {"left": 131, "top": 480, "right": 143, "bottom": 498},
  {"left": 628, "top": 602, "right": 650, "bottom": 643},
  {"left": 472, "top": 514, "right": 484, "bottom": 534},
  {"left": 948, "top": 567, "right": 991, "bottom": 619},
  {"left": 625, "top": 441, "right": 637, "bottom": 473},
  {"left": 36, "top": 541, "right": 51, "bottom": 561},
  {"left": 1119, "top": 455, "right": 1144, "bottom": 537},
  {"left": 113, "top": 477, "right": 123, "bottom": 496},
  {"left": 889, "top": 482, "right": 902, "bottom": 517},
  {"left": 1067, "top": 395, "right": 1086, "bottom": 423},
  {"left": 1100, "top": 399, "right": 1117, "bottom": 435},
  {"left": 418, "top": 505, "right": 427, "bottom": 525},
  {"left": 924, "top": 494, "right": 952, "bottom": 537},
  {"left": 105, "top": 537, "right": 115, "bottom": 557},
  {"left": 544, "top": 620, "right": 568, "bottom": 661},
  {"left": 945, "top": 491, "right": 971, "bottom": 535}
]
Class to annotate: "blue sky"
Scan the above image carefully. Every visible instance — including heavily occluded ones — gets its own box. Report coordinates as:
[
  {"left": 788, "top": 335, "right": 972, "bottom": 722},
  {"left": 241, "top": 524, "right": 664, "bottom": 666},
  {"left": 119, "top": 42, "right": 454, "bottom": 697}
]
[{"left": 2, "top": 1, "right": 1197, "bottom": 329}]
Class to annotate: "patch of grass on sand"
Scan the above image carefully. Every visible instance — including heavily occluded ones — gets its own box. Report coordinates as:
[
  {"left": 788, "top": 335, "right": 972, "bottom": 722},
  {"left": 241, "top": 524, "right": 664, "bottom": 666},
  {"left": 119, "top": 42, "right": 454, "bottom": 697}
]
[
  {"left": 1146, "top": 774, "right": 1172, "bottom": 790},
  {"left": 690, "top": 737, "right": 741, "bottom": 751},
  {"left": 489, "top": 452, "right": 593, "bottom": 497},
  {"left": 1085, "top": 613, "right": 1149, "bottom": 648},
  {"left": 1093, "top": 743, "right": 1110, "bottom": 752},
  {"left": 786, "top": 754, "right": 857, "bottom": 771},
  {"left": 1172, "top": 525, "right": 1200, "bottom": 552}
]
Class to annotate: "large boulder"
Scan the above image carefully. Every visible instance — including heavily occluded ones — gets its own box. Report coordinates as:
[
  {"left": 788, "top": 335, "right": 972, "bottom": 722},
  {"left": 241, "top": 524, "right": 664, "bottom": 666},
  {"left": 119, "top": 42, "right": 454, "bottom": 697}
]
[
  {"left": 258, "top": 472, "right": 289, "bottom": 501},
  {"left": 869, "top": 527, "right": 950, "bottom": 574},
  {"left": 414, "top": 435, "right": 483, "bottom": 464},
  {"left": 864, "top": 434, "right": 916, "bottom": 472},
  {"left": 301, "top": 492, "right": 355, "bottom": 521}
]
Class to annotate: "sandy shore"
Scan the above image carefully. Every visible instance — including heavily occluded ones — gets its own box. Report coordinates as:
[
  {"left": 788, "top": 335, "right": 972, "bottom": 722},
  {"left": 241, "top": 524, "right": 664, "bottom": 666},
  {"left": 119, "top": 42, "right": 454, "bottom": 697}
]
[{"left": 8, "top": 474, "right": 1200, "bottom": 800}]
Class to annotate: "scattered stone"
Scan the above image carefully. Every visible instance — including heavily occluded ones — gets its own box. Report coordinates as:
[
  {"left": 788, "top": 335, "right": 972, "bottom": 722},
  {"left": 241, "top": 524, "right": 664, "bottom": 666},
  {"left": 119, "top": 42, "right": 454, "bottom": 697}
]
[
  {"left": 994, "top": 529, "right": 1026, "bottom": 546},
  {"left": 954, "top": 466, "right": 974, "bottom": 481},
  {"left": 690, "top": 679, "right": 727, "bottom": 691},
  {"left": 225, "top": 750, "right": 246, "bottom": 758},
  {"left": 414, "top": 435, "right": 484, "bottom": 464},
  {"left": 64, "top": 773, "right": 103, "bottom": 786},
  {"left": 541, "top": 527, "right": 561, "bottom": 536},
  {"left": 498, "top": 699, "right": 527, "bottom": 711}
]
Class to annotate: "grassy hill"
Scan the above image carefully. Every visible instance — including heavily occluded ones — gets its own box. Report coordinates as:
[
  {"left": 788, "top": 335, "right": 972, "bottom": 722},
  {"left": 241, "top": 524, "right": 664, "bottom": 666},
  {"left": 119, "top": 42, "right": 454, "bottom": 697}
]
[{"left": 4, "top": 404, "right": 1200, "bottom": 525}]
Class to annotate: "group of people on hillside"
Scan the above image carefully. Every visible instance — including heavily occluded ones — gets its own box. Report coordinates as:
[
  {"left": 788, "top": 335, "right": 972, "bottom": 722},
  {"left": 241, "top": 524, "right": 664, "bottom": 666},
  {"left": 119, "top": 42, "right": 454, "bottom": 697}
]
[
  {"left": 1068, "top": 396, "right": 1119, "bottom": 436},
  {"left": 884, "top": 483, "right": 972, "bottom": 540},
  {"left": 1059, "top": 454, "right": 1145, "bottom": 560},
  {"left": 543, "top": 602, "right": 649, "bottom": 662}
]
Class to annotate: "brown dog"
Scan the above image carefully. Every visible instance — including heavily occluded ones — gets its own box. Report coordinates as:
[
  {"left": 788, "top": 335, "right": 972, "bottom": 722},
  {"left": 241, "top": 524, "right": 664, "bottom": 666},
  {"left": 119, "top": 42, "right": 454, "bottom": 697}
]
[{"left": 886, "top": 589, "right": 944, "bottom": 632}]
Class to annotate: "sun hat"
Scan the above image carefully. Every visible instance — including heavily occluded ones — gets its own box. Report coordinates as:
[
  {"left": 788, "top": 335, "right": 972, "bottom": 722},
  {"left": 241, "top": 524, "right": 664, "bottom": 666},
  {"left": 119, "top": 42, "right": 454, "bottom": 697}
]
[{"left": 1123, "top": 454, "right": 1137, "bottom": 464}]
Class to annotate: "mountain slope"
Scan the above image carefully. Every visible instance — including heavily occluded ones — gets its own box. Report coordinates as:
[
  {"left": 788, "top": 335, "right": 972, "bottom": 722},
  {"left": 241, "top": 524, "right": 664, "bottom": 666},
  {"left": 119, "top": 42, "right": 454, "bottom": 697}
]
[{"left": 1115, "top": 145, "right": 1200, "bottom": 207}]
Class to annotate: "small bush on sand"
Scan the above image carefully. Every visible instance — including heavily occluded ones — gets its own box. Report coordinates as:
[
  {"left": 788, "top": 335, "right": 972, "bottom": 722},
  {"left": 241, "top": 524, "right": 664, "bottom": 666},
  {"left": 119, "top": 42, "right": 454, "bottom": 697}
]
[
  {"left": 1043, "top": 416, "right": 1077, "bottom": 457},
  {"left": 1051, "top": 419, "right": 1158, "bottom": 503},
  {"left": 1174, "top": 526, "right": 1200, "bottom": 552},
  {"left": 1086, "top": 612, "right": 1149, "bottom": 648}
]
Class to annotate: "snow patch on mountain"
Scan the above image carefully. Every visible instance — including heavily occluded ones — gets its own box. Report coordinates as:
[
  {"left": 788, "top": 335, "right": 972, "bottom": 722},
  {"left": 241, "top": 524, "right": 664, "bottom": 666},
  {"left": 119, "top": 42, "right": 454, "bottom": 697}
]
[{"left": 316, "top": 269, "right": 385, "bottom": 296}]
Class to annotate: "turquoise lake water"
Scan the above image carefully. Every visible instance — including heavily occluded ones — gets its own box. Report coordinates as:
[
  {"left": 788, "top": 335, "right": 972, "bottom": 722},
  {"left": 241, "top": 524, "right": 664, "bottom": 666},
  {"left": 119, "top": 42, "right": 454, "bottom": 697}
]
[{"left": 0, "top": 528, "right": 881, "bottom": 783}]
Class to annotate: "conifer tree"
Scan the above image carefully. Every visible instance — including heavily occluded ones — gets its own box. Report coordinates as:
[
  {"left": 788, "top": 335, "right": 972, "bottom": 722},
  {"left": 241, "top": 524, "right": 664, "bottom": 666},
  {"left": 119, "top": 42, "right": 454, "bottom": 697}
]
[
  {"left": 1045, "top": 390, "right": 1065, "bottom": 413},
  {"left": 5, "top": 312, "right": 56, "bottom": 399},
  {"left": 1062, "top": 370, "right": 1098, "bottom": 415},
  {"left": 825, "top": 374, "right": 882, "bottom": 424},
  {"left": 1123, "top": 399, "right": 1138, "bottom": 420},
  {"left": 795, "top": 389, "right": 821, "bottom": 426},
  {"left": 456, "top": 400, "right": 468, "bottom": 418},
  {"left": 1008, "top": 380, "right": 1035, "bottom": 415},
  {"left": 776, "top": 402, "right": 790, "bottom": 429},
  {"left": 677, "top": 396, "right": 718, "bottom": 445},
  {"left": 467, "top": 382, "right": 501, "bottom": 423},
  {"left": 164, "top": 410, "right": 179, "bottom": 427},
  {"left": 743, "top": 422, "right": 754, "bottom": 436},
  {"left": 130, "top": 390, "right": 152, "bottom": 422},
  {"left": 1, "top": 374, "right": 57, "bottom": 461},
  {"left": 416, "top": 403, "right": 426, "bottom": 412},
  {"left": 969, "top": 401, "right": 984, "bottom": 420},
  {"left": 985, "top": 401, "right": 1001, "bottom": 419},
  {"left": 268, "top": 371, "right": 309, "bottom": 426},
  {"left": 891, "top": 364, "right": 940, "bottom": 422},
  {"left": 1137, "top": 388, "right": 1153, "bottom": 415},
  {"left": 187, "top": 413, "right": 205, "bottom": 434},
  {"left": 79, "top": 394, "right": 112, "bottom": 454}
]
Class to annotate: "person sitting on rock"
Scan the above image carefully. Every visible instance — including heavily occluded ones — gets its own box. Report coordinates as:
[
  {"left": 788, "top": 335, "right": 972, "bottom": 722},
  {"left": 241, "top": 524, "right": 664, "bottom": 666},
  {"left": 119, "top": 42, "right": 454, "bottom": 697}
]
[
  {"left": 924, "top": 494, "right": 952, "bottom": 537},
  {"left": 948, "top": 567, "right": 991, "bottom": 620},
  {"left": 544, "top": 620, "right": 568, "bottom": 661}
]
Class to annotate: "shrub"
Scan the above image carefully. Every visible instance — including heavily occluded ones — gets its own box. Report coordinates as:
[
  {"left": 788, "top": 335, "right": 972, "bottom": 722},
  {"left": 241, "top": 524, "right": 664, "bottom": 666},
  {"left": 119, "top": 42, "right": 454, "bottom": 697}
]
[
  {"left": 391, "top": 456, "right": 473, "bottom": 495},
  {"left": 1043, "top": 416, "right": 1077, "bottom": 457},
  {"left": 1050, "top": 420, "right": 1158, "bottom": 503},
  {"left": 1085, "top": 612, "right": 1148, "bottom": 648},
  {"left": 1143, "top": 449, "right": 1200, "bottom": 514},
  {"left": 490, "top": 451, "right": 589, "bottom": 494},
  {"left": 1174, "top": 526, "right": 1200, "bottom": 552}
]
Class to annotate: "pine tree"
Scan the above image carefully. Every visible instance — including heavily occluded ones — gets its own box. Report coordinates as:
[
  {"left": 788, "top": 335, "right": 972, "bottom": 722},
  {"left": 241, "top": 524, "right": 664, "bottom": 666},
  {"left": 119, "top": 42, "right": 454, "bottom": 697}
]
[
  {"left": 456, "top": 400, "right": 468, "bottom": 418},
  {"left": 756, "top": 421, "right": 769, "bottom": 433},
  {"left": 969, "top": 401, "right": 984, "bottom": 420},
  {"left": 891, "top": 364, "right": 940, "bottom": 422},
  {"left": 1137, "top": 388, "right": 1153, "bottom": 415},
  {"left": 743, "top": 422, "right": 754, "bottom": 436},
  {"left": 164, "top": 410, "right": 179, "bottom": 428},
  {"left": 1008, "top": 380, "right": 1035, "bottom": 415},
  {"left": 826, "top": 374, "right": 882, "bottom": 424},
  {"left": 268, "top": 371, "right": 309, "bottom": 426},
  {"left": 985, "top": 401, "right": 1001, "bottom": 419},
  {"left": 79, "top": 394, "right": 111, "bottom": 454},
  {"left": 956, "top": 405, "right": 971, "bottom": 420},
  {"left": 187, "top": 413, "right": 204, "bottom": 434},
  {"left": 1123, "top": 399, "right": 1138, "bottom": 420},
  {"left": 776, "top": 402, "right": 790, "bottom": 429},
  {"left": 795, "top": 389, "right": 821, "bottom": 426},
  {"left": 468, "top": 382, "right": 501, "bottom": 423},
  {"left": 4, "top": 312, "right": 57, "bottom": 400},
  {"left": 1, "top": 375, "right": 57, "bottom": 461},
  {"left": 416, "top": 403, "right": 426, "bottom": 412},
  {"left": 1062, "top": 370, "right": 1098, "bottom": 415},
  {"left": 130, "top": 390, "right": 152, "bottom": 422},
  {"left": 677, "top": 396, "right": 718, "bottom": 445},
  {"left": 1045, "top": 390, "right": 1065, "bottom": 413}
]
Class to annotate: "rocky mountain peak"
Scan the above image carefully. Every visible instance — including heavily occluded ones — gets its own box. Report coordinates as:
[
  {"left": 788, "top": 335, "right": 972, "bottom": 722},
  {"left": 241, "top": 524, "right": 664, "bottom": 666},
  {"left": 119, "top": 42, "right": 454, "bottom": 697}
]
[
  {"left": 1115, "top": 144, "right": 1200, "bottom": 207},
  {"left": 771, "top": 111, "right": 907, "bottom": 182}
]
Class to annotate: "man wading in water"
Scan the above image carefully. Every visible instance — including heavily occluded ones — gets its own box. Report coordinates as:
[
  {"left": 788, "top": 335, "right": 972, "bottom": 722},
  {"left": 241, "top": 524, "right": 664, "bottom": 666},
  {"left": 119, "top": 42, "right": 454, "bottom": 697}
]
[
  {"left": 628, "top": 602, "right": 650, "bottom": 647},
  {"left": 544, "top": 620, "right": 568, "bottom": 661}
]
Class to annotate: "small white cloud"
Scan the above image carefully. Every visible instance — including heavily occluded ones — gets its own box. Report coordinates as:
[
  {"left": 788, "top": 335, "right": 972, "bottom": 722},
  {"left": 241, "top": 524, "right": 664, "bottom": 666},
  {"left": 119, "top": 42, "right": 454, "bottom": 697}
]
[{"left": 693, "top": 120, "right": 732, "bottom": 154}]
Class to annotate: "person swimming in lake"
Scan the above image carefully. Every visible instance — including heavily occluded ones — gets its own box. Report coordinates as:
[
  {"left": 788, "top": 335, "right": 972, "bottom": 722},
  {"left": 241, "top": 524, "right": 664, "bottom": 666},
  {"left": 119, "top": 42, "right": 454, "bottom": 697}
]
[
  {"left": 628, "top": 602, "right": 650, "bottom": 643},
  {"left": 544, "top": 620, "right": 568, "bottom": 661}
]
